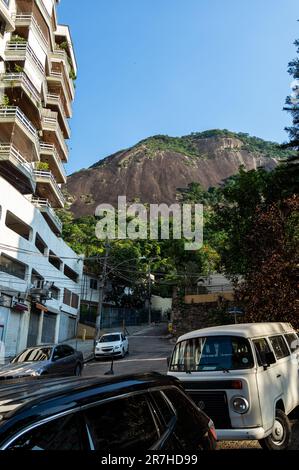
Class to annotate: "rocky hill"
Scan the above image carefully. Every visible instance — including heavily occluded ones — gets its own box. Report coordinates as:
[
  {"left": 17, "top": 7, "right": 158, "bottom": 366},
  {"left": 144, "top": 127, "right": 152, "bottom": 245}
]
[{"left": 66, "top": 130, "right": 292, "bottom": 217}]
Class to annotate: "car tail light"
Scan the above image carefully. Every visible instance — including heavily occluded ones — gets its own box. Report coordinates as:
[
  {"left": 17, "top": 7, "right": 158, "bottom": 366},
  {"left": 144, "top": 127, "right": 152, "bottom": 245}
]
[{"left": 208, "top": 419, "right": 217, "bottom": 441}]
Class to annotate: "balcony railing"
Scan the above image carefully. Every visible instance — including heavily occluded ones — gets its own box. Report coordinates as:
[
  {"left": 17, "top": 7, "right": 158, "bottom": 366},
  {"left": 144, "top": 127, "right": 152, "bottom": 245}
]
[
  {"left": 31, "top": 197, "right": 63, "bottom": 233},
  {"left": 46, "top": 93, "right": 71, "bottom": 136},
  {"left": 1, "top": 72, "right": 40, "bottom": 102},
  {"left": 0, "top": 106, "right": 38, "bottom": 139},
  {"left": 41, "top": 111, "right": 69, "bottom": 160},
  {"left": 0, "top": 1, "right": 15, "bottom": 31},
  {"left": 40, "top": 142, "right": 67, "bottom": 181},
  {"left": 0, "top": 143, "right": 33, "bottom": 172},
  {"left": 6, "top": 42, "right": 44, "bottom": 74},
  {"left": 14, "top": 14, "right": 49, "bottom": 48},
  {"left": 33, "top": 169, "right": 66, "bottom": 205}
]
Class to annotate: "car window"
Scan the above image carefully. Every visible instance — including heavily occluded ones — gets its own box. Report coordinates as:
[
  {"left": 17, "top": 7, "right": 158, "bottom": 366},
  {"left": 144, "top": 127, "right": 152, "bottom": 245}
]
[
  {"left": 12, "top": 348, "right": 52, "bottom": 363},
  {"left": 7, "top": 414, "right": 85, "bottom": 450},
  {"left": 62, "top": 345, "right": 75, "bottom": 356},
  {"left": 269, "top": 336, "right": 290, "bottom": 360},
  {"left": 253, "top": 338, "right": 273, "bottom": 366},
  {"left": 284, "top": 334, "right": 299, "bottom": 353},
  {"left": 83, "top": 394, "right": 159, "bottom": 452},
  {"left": 53, "top": 346, "right": 66, "bottom": 360},
  {"left": 163, "top": 388, "right": 208, "bottom": 451},
  {"left": 150, "top": 391, "right": 175, "bottom": 432}
]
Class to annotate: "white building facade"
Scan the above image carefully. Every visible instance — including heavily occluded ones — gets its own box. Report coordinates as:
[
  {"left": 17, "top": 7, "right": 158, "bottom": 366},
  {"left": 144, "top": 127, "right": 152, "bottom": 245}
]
[{"left": 0, "top": 0, "right": 82, "bottom": 359}]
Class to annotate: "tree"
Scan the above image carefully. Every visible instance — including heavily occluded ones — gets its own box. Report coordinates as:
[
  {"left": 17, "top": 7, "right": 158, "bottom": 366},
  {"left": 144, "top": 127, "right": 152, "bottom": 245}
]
[
  {"left": 284, "top": 38, "right": 299, "bottom": 150},
  {"left": 236, "top": 196, "right": 299, "bottom": 326}
]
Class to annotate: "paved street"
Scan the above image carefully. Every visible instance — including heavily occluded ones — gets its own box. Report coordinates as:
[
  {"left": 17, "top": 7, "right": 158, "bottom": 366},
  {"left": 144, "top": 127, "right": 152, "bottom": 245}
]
[
  {"left": 84, "top": 324, "right": 299, "bottom": 450},
  {"left": 83, "top": 324, "right": 174, "bottom": 378}
]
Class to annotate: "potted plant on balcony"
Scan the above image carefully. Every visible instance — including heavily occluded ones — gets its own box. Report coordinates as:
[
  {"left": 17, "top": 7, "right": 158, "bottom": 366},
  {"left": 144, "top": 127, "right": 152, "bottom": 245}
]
[
  {"left": 10, "top": 34, "right": 26, "bottom": 44},
  {"left": 0, "top": 95, "right": 10, "bottom": 107},
  {"left": 36, "top": 162, "right": 50, "bottom": 171}
]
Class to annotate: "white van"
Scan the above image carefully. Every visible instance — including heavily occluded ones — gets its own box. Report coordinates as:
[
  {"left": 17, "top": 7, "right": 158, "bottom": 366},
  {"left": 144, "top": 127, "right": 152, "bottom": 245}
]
[{"left": 167, "top": 322, "right": 299, "bottom": 450}]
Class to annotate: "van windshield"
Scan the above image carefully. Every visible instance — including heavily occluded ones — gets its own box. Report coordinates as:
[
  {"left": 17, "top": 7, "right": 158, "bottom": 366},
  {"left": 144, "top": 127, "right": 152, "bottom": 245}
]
[{"left": 170, "top": 336, "right": 254, "bottom": 372}]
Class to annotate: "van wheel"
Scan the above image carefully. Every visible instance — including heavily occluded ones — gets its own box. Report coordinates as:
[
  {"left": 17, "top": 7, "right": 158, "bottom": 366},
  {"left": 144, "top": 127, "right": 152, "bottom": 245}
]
[{"left": 259, "top": 409, "right": 291, "bottom": 450}]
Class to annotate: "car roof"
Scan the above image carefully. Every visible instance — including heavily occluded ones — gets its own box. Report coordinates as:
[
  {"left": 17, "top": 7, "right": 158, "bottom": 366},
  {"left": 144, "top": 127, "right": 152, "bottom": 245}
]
[
  {"left": 178, "top": 322, "right": 295, "bottom": 342},
  {"left": 0, "top": 373, "right": 179, "bottom": 434}
]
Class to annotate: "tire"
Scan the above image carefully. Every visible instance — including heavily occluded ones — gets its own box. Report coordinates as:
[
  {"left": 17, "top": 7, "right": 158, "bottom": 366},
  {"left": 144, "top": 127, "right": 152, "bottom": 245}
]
[
  {"left": 74, "top": 364, "right": 82, "bottom": 377},
  {"left": 121, "top": 348, "right": 125, "bottom": 358},
  {"left": 259, "top": 409, "right": 291, "bottom": 450}
]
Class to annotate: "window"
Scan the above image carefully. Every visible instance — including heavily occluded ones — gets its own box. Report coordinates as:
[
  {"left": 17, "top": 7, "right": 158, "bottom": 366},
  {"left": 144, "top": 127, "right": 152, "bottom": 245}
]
[
  {"left": 253, "top": 338, "right": 273, "bottom": 366},
  {"left": 269, "top": 336, "right": 290, "bottom": 360},
  {"left": 7, "top": 414, "right": 84, "bottom": 450},
  {"left": 150, "top": 391, "right": 175, "bottom": 431},
  {"left": 63, "top": 289, "right": 79, "bottom": 309},
  {"left": 12, "top": 348, "right": 53, "bottom": 363},
  {"left": 0, "top": 253, "right": 27, "bottom": 280},
  {"left": 64, "top": 265, "right": 79, "bottom": 283},
  {"left": 53, "top": 345, "right": 66, "bottom": 360},
  {"left": 71, "top": 293, "right": 79, "bottom": 309},
  {"left": 163, "top": 388, "right": 208, "bottom": 451},
  {"left": 284, "top": 334, "right": 299, "bottom": 353},
  {"left": 50, "top": 286, "right": 60, "bottom": 301},
  {"left": 170, "top": 336, "right": 254, "bottom": 372},
  {"left": 62, "top": 345, "right": 75, "bottom": 357},
  {"left": 49, "top": 251, "right": 62, "bottom": 271},
  {"left": 35, "top": 233, "right": 47, "bottom": 255},
  {"left": 5, "top": 211, "right": 31, "bottom": 241},
  {"left": 90, "top": 279, "right": 98, "bottom": 290},
  {"left": 84, "top": 394, "right": 159, "bottom": 452}
]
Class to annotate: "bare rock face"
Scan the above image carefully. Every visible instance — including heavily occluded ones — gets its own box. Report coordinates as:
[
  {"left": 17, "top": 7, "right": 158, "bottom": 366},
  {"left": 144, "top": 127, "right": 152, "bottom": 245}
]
[{"left": 66, "top": 130, "right": 283, "bottom": 217}]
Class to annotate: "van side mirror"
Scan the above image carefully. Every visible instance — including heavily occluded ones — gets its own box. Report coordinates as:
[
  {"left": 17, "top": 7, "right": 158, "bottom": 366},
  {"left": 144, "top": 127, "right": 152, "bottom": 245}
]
[{"left": 262, "top": 351, "right": 276, "bottom": 369}]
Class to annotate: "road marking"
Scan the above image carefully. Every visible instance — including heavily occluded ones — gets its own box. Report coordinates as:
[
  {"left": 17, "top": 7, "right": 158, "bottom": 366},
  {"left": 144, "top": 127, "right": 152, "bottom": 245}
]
[{"left": 87, "top": 357, "right": 168, "bottom": 366}]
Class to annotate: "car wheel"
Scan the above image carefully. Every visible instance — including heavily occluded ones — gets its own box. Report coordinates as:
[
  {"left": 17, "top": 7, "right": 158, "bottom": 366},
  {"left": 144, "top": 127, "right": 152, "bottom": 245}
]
[
  {"left": 259, "top": 409, "right": 291, "bottom": 450},
  {"left": 121, "top": 348, "right": 125, "bottom": 358},
  {"left": 74, "top": 364, "right": 82, "bottom": 377}
]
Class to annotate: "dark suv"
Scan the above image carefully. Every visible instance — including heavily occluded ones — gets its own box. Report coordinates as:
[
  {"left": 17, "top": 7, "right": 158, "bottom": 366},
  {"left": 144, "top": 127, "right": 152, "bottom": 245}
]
[{"left": 0, "top": 373, "right": 217, "bottom": 451}]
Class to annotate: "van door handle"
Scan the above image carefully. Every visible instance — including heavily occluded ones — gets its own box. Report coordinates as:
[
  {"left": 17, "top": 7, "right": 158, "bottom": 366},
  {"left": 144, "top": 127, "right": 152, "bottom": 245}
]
[{"left": 277, "top": 374, "right": 281, "bottom": 378}]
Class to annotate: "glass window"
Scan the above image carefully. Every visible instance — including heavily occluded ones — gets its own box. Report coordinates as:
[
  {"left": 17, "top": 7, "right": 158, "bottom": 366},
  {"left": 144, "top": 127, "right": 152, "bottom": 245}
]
[
  {"left": 8, "top": 414, "right": 84, "bottom": 450},
  {"left": 253, "top": 338, "right": 273, "bottom": 366},
  {"left": 53, "top": 346, "right": 66, "bottom": 360},
  {"left": 163, "top": 388, "right": 208, "bottom": 451},
  {"left": 62, "top": 345, "right": 75, "bottom": 357},
  {"left": 99, "top": 334, "right": 121, "bottom": 343},
  {"left": 170, "top": 336, "right": 254, "bottom": 372},
  {"left": 150, "top": 391, "right": 175, "bottom": 431},
  {"left": 284, "top": 334, "right": 299, "bottom": 353},
  {"left": 84, "top": 394, "right": 159, "bottom": 452},
  {"left": 269, "top": 336, "right": 290, "bottom": 360}
]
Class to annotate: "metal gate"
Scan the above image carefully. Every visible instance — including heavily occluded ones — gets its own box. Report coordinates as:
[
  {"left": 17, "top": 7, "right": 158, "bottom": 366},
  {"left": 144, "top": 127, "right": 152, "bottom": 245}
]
[
  {"left": 27, "top": 311, "right": 39, "bottom": 347},
  {"left": 41, "top": 313, "right": 56, "bottom": 344},
  {"left": 59, "top": 313, "right": 76, "bottom": 342}
]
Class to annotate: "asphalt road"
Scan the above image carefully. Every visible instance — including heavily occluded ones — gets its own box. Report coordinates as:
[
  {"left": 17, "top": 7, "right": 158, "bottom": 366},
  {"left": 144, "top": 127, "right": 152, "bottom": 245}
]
[
  {"left": 83, "top": 324, "right": 299, "bottom": 450},
  {"left": 83, "top": 324, "right": 174, "bottom": 378}
]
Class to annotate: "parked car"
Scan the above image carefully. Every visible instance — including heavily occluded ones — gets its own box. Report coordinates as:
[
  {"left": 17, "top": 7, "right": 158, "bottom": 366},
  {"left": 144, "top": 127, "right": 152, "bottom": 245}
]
[
  {"left": 95, "top": 332, "right": 129, "bottom": 359},
  {"left": 168, "top": 322, "right": 299, "bottom": 450},
  {"left": 0, "top": 345, "right": 84, "bottom": 380},
  {"left": 0, "top": 373, "right": 216, "bottom": 451}
]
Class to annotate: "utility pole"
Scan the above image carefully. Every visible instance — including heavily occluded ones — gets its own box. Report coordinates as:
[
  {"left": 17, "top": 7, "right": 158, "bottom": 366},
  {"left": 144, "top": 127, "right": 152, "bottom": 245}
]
[{"left": 94, "top": 241, "right": 110, "bottom": 348}]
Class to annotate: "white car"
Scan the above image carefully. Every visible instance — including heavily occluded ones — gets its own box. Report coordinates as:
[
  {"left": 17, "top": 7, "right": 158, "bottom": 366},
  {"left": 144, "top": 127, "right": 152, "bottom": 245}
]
[{"left": 95, "top": 332, "right": 129, "bottom": 359}]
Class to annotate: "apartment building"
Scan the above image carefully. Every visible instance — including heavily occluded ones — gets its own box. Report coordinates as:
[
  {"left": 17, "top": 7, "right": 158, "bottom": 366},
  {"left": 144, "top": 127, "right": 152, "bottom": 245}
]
[{"left": 0, "top": 0, "right": 83, "bottom": 358}]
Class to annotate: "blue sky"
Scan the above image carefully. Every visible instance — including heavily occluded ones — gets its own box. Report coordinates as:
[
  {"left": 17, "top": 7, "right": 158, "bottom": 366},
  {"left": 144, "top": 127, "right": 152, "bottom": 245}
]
[{"left": 58, "top": 0, "right": 299, "bottom": 175}]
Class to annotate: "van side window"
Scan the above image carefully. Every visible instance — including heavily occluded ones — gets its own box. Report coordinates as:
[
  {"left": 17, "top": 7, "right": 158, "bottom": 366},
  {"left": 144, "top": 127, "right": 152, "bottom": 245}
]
[
  {"left": 253, "top": 338, "right": 272, "bottom": 366},
  {"left": 269, "top": 336, "right": 290, "bottom": 360},
  {"left": 284, "top": 334, "right": 299, "bottom": 353}
]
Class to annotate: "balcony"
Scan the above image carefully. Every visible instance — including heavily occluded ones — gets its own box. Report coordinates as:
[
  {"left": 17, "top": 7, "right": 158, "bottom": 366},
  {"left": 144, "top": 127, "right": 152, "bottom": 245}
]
[
  {"left": 31, "top": 197, "right": 63, "bottom": 235},
  {"left": 40, "top": 142, "right": 67, "bottom": 184},
  {"left": 33, "top": 169, "right": 65, "bottom": 208},
  {"left": 0, "top": 143, "right": 36, "bottom": 194},
  {"left": 50, "top": 50, "right": 75, "bottom": 99},
  {"left": 5, "top": 42, "right": 45, "bottom": 75},
  {"left": 0, "top": 107, "right": 39, "bottom": 157},
  {"left": 46, "top": 93, "right": 71, "bottom": 138},
  {"left": 0, "top": 0, "right": 15, "bottom": 32},
  {"left": 14, "top": 14, "right": 49, "bottom": 51},
  {"left": 0, "top": 72, "right": 40, "bottom": 105},
  {"left": 41, "top": 109, "right": 69, "bottom": 162},
  {"left": 47, "top": 71, "right": 73, "bottom": 117}
]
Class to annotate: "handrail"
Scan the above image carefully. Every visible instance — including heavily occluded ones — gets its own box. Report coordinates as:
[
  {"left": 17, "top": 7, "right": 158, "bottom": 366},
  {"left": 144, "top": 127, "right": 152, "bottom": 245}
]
[
  {"left": 31, "top": 197, "right": 63, "bottom": 231},
  {"left": 0, "top": 143, "right": 33, "bottom": 172},
  {"left": 2, "top": 72, "right": 40, "bottom": 101},
  {"left": 33, "top": 170, "right": 65, "bottom": 203},
  {"left": 0, "top": 106, "right": 37, "bottom": 137},
  {"left": 14, "top": 14, "right": 49, "bottom": 47},
  {"left": 6, "top": 42, "right": 44, "bottom": 74},
  {"left": 40, "top": 142, "right": 67, "bottom": 180}
]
